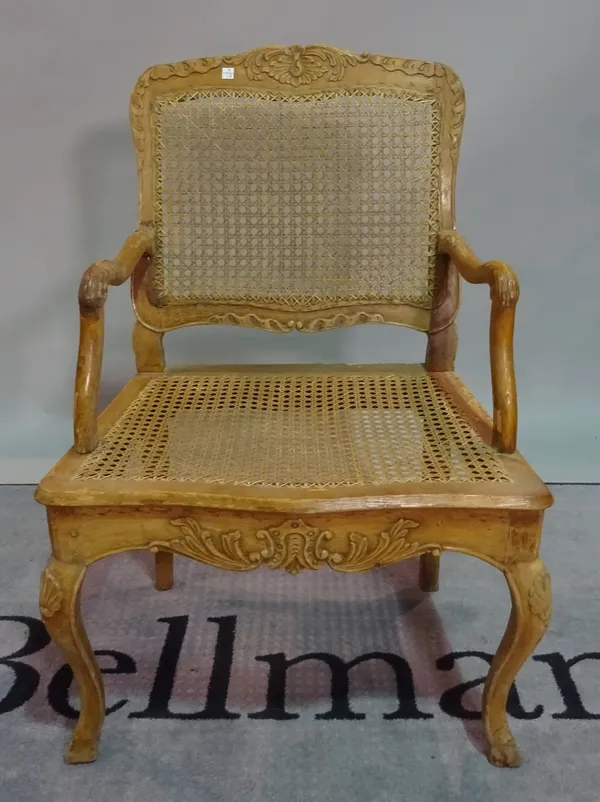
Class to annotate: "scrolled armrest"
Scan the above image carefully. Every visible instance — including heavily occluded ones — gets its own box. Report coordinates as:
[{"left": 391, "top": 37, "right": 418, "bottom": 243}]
[
  {"left": 79, "top": 226, "right": 154, "bottom": 311},
  {"left": 437, "top": 229, "right": 519, "bottom": 454},
  {"left": 438, "top": 230, "right": 519, "bottom": 307},
  {"left": 74, "top": 226, "right": 154, "bottom": 453}
]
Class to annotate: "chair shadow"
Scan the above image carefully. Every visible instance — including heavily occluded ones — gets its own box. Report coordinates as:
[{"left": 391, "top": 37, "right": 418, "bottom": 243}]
[
  {"left": 24, "top": 552, "right": 488, "bottom": 759},
  {"left": 381, "top": 559, "right": 488, "bottom": 756}
]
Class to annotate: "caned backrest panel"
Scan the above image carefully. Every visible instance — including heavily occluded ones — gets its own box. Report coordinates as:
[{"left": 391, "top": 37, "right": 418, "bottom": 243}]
[
  {"left": 154, "top": 88, "right": 440, "bottom": 309},
  {"left": 130, "top": 47, "right": 464, "bottom": 333}
]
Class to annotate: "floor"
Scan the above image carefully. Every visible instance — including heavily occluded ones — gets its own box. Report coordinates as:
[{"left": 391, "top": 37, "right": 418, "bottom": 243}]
[{"left": 0, "top": 485, "right": 598, "bottom": 802}]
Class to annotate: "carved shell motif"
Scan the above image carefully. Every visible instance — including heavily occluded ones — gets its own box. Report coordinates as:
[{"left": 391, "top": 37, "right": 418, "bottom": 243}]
[
  {"left": 150, "top": 517, "right": 440, "bottom": 575},
  {"left": 253, "top": 519, "right": 335, "bottom": 573}
]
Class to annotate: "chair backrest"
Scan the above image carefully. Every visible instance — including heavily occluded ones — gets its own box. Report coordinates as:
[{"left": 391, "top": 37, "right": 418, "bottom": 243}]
[{"left": 130, "top": 45, "right": 464, "bottom": 335}]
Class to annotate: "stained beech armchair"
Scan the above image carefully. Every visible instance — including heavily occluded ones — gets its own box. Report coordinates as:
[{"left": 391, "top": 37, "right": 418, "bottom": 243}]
[{"left": 35, "top": 45, "right": 552, "bottom": 768}]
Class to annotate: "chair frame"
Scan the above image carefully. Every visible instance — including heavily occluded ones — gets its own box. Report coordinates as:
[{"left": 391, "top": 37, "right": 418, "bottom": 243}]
[{"left": 35, "top": 45, "right": 552, "bottom": 767}]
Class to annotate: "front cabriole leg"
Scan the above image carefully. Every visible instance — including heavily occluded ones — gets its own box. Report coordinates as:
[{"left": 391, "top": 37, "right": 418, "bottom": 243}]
[
  {"left": 40, "top": 558, "right": 105, "bottom": 763},
  {"left": 482, "top": 558, "right": 551, "bottom": 767}
]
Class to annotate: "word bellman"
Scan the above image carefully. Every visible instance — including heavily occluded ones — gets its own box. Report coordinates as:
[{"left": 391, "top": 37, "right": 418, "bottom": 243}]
[{"left": 0, "top": 615, "right": 597, "bottom": 721}]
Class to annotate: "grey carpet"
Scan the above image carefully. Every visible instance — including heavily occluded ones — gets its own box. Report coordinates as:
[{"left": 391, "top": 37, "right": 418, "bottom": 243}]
[{"left": 0, "top": 485, "right": 598, "bottom": 802}]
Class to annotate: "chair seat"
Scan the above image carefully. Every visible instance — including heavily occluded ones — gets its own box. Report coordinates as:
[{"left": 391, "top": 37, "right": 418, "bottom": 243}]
[{"left": 36, "top": 364, "right": 551, "bottom": 511}]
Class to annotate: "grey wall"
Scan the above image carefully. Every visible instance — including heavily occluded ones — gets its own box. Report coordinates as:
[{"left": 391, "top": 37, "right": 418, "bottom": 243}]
[{"left": 1, "top": 0, "right": 599, "bottom": 482}]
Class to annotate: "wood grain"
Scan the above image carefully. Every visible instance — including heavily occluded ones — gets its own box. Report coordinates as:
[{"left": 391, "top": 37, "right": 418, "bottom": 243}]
[
  {"left": 483, "top": 556, "right": 551, "bottom": 767},
  {"left": 36, "top": 45, "right": 552, "bottom": 768},
  {"left": 154, "top": 551, "right": 174, "bottom": 590},
  {"left": 74, "top": 228, "right": 154, "bottom": 453},
  {"left": 129, "top": 45, "right": 464, "bottom": 336},
  {"left": 132, "top": 321, "right": 165, "bottom": 373},
  {"left": 418, "top": 552, "right": 440, "bottom": 592},
  {"left": 438, "top": 230, "right": 519, "bottom": 453},
  {"left": 39, "top": 558, "right": 105, "bottom": 763}
]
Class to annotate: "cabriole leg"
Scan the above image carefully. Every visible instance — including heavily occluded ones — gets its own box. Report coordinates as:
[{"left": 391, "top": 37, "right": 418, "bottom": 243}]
[
  {"left": 40, "top": 558, "right": 105, "bottom": 763},
  {"left": 482, "top": 558, "right": 551, "bottom": 767}
]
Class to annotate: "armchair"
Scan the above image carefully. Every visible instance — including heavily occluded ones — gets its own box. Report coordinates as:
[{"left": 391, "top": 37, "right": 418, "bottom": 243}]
[{"left": 36, "top": 45, "right": 552, "bottom": 767}]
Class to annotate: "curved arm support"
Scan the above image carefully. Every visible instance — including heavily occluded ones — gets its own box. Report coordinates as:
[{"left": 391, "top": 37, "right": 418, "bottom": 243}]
[
  {"left": 79, "top": 226, "right": 154, "bottom": 310},
  {"left": 74, "top": 226, "right": 153, "bottom": 453},
  {"left": 438, "top": 230, "right": 519, "bottom": 453}
]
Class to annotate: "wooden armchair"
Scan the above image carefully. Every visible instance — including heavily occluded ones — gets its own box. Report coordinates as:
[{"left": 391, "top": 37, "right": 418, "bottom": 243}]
[{"left": 35, "top": 45, "right": 552, "bottom": 767}]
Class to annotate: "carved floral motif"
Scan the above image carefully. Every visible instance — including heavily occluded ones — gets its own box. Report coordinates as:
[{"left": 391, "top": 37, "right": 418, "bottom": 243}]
[
  {"left": 334, "top": 520, "right": 440, "bottom": 573},
  {"left": 151, "top": 519, "right": 253, "bottom": 571},
  {"left": 244, "top": 45, "right": 357, "bottom": 86},
  {"left": 528, "top": 571, "right": 551, "bottom": 625},
  {"left": 149, "top": 517, "right": 440, "bottom": 575},
  {"left": 40, "top": 569, "right": 64, "bottom": 619},
  {"left": 130, "top": 45, "right": 465, "bottom": 171}
]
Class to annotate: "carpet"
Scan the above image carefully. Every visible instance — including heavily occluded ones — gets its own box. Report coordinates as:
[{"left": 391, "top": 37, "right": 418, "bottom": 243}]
[{"left": 0, "top": 485, "right": 598, "bottom": 802}]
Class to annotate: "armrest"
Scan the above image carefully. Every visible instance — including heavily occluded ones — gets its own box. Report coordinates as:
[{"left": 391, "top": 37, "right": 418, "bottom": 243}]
[
  {"left": 437, "top": 230, "right": 519, "bottom": 453},
  {"left": 74, "top": 226, "right": 153, "bottom": 453},
  {"left": 79, "top": 226, "right": 153, "bottom": 310}
]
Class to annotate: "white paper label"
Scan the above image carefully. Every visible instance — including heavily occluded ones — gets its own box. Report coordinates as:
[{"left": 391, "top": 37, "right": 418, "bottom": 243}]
[{"left": 221, "top": 67, "right": 235, "bottom": 79}]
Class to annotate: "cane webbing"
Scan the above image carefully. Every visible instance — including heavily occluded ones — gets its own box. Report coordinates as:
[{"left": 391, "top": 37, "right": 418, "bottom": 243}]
[
  {"left": 152, "top": 88, "right": 441, "bottom": 310},
  {"left": 75, "top": 371, "right": 509, "bottom": 488}
]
